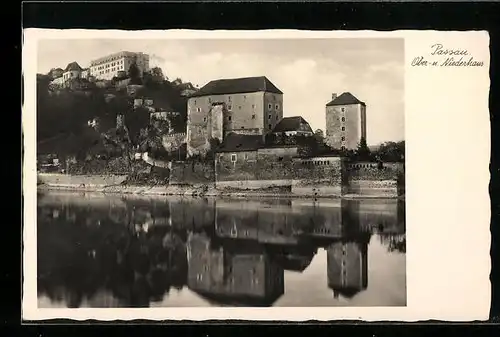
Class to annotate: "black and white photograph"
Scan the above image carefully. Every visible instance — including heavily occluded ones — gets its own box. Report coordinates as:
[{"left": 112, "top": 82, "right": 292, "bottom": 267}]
[
  {"left": 34, "top": 36, "right": 406, "bottom": 308},
  {"left": 22, "top": 29, "right": 491, "bottom": 321}
]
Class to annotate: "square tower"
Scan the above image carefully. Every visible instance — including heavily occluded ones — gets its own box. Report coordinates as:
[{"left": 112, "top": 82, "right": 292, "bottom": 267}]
[{"left": 325, "top": 92, "right": 367, "bottom": 150}]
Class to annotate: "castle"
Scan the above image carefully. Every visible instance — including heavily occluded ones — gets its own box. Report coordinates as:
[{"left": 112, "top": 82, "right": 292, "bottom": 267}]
[{"left": 185, "top": 75, "right": 367, "bottom": 158}]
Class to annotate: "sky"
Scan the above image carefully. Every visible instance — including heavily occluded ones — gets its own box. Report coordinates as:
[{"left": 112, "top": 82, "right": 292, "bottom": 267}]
[{"left": 37, "top": 38, "right": 404, "bottom": 145}]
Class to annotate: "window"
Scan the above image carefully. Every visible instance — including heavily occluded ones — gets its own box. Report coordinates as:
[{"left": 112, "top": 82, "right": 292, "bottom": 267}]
[
  {"left": 251, "top": 114, "right": 256, "bottom": 119},
  {"left": 194, "top": 100, "right": 197, "bottom": 105},
  {"left": 197, "top": 107, "right": 201, "bottom": 113},
  {"left": 238, "top": 106, "right": 241, "bottom": 110},
  {"left": 203, "top": 117, "right": 207, "bottom": 122},
  {"left": 241, "top": 126, "right": 245, "bottom": 129},
  {"left": 268, "top": 124, "right": 272, "bottom": 129},
  {"left": 276, "top": 115, "right": 278, "bottom": 120},
  {"left": 268, "top": 114, "right": 272, "bottom": 119},
  {"left": 243, "top": 95, "right": 246, "bottom": 100},
  {"left": 252, "top": 104, "right": 255, "bottom": 109},
  {"left": 341, "top": 136, "right": 345, "bottom": 141},
  {"left": 341, "top": 117, "right": 345, "bottom": 122},
  {"left": 231, "top": 154, "right": 237, "bottom": 162},
  {"left": 275, "top": 104, "right": 279, "bottom": 110},
  {"left": 228, "top": 116, "right": 232, "bottom": 121},
  {"left": 341, "top": 107, "right": 346, "bottom": 112},
  {"left": 208, "top": 97, "right": 212, "bottom": 103},
  {"left": 244, "top": 153, "right": 248, "bottom": 160},
  {"left": 228, "top": 96, "right": 232, "bottom": 102},
  {"left": 268, "top": 103, "right": 272, "bottom": 109},
  {"left": 341, "top": 127, "right": 345, "bottom": 131},
  {"left": 228, "top": 105, "right": 232, "bottom": 111},
  {"left": 196, "top": 274, "right": 203, "bottom": 281}
]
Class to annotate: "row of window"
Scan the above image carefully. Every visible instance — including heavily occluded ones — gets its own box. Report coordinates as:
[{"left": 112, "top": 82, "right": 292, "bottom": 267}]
[
  {"left": 196, "top": 98, "right": 280, "bottom": 111},
  {"left": 302, "top": 160, "right": 335, "bottom": 166},
  {"left": 94, "top": 59, "right": 124, "bottom": 70}
]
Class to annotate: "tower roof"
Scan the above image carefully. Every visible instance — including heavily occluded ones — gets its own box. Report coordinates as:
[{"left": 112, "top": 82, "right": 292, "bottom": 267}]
[
  {"left": 190, "top": 76, "right": 283, "bottom": 97},
  {"left": 64, "top": 61, "right": 83, "bottom": 72},
  {"left": 326, "top": 92, "right": 366, "bottom": 107}
]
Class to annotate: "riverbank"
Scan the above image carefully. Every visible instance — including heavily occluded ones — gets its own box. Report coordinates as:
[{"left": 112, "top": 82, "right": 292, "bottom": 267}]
[{"left": 37, "top": 174, "right": 404, "bottom": 200}]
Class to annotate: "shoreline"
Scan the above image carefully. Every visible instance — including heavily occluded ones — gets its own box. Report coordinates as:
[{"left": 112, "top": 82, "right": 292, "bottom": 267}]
[{"left": 37, "top": 183, "right": 404, "bottom": 200}]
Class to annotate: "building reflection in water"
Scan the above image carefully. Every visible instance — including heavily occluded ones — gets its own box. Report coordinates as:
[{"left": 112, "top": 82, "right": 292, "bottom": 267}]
[
  {"left": 37, "top": 192, "right": 405, "bottom": 307},
  {"left": 187, "top": 233, "right": 285, "bottom": 306}
]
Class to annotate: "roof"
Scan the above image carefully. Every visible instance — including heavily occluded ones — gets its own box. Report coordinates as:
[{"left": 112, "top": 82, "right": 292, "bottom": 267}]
[
  {"left": 216, "top": 133, "right": 264, "bottom": 153},
  {"left": 193, "top": 291, "right": 283, "bottom": 307},
  {"left": 64, "top": 61, "right": 83, "bottom": 72},
  {"left": 190, "top": 76, "right": 283, "bottom": 97},
  {"left": 326, "top": 92, "right": 366, "bottom": 107},
  {"left": 271, "top": 116, "right": 313, "bottom": 133}
]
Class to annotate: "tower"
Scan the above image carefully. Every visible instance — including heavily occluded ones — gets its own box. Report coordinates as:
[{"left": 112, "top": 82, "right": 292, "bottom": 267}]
[{"left": 325, "top": 92, "right": 367, "bottom": 150}]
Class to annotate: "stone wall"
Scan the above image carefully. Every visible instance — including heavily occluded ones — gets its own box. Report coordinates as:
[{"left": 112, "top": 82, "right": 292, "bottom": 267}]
[
  {"left": 162, "top": 133, "right": 186, "bottom": 152},
  {"left": 169, "top": 160, "right": 215, "bottom": 186},
  {"left": 38, "top": 173, "right": 128, "bottom": 188},
  {"left": 216, "top": 150, "right": 258, "bottom": 182},
  {"left": 290, "top": 157, "right": 345, "bottom": 197},
  {"left": 345, "top": 162, "right": 404, "bottom": 196},
  {"left": 346, "top": 162, "right": 403, "bottom": 181},
  {"left": 255, "top": 147, "right": 299, "bottom": 181}
]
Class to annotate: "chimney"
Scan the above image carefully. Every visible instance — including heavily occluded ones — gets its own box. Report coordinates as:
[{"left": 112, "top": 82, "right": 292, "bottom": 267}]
[{"left": 331, "top": 93, "right": 337, "bottom": 100}]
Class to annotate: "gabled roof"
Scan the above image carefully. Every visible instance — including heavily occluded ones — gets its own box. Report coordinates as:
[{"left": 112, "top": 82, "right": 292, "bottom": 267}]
[
  {"left": 193, "top": 291, "right": 282, "bottom": 307},
  {"left": 190, "top": 76, "right": 282, "bottom": 97},
  {"left": 326, "top": 92, "right": 366, "bottom": 107},
  {"left": 216, "top": 133, "right": 264, "bottom": 153},
  {"left": 65, "top": 61, "right": 83, "bottom": 72},
  {"left": 272, "top": 116, "right": 313, "bottom": 133}
]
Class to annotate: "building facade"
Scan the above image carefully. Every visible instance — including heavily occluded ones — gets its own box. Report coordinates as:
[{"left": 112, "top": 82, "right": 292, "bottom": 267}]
[
  {"left": 325, "top": 92, "right": 367, "bottom": 150},
  {"left": 62, "top": 61, "right": 83, "bottom": 82},
  {"left": 89, "top": 51, "right": 150, "bottom": 81},
  {"left": 186, "top": 76, "right": 283, "bottom": 157}
]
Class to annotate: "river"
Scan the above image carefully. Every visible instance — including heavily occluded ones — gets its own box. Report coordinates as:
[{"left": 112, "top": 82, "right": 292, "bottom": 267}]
[{"left": 37, "top": 191, "right": 406, "bottom": 307}]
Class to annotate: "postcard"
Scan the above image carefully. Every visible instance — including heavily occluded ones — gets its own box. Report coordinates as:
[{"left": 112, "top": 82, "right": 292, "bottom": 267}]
[{"left": 22, "top": 29, "right": 491, "bottom": 321}]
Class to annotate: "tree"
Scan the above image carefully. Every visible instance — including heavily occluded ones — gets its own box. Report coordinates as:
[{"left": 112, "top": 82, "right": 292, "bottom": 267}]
[
  {"left": 150, "top": 67, "right": 165, "bottom": 82},
  {"left": 355, "top": 137, "right": 371, "bottom": 161},
  {"left": 128, "top": 60, "right": 142, "bottom": 85},
  {"left": 373, "top": 141, "right": 405, "bottom": 162},
  {"left": 313, "top": 129, "right": 324, "bottom": 143}
]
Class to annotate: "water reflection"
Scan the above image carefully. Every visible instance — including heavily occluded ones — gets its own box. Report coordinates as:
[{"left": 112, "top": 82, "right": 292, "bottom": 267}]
[{"left": 37, "top": 192, "right": 406, "bottom": 307}]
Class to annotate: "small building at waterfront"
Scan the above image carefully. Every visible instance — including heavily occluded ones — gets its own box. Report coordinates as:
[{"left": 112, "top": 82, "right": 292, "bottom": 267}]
[{"left": 271, "top": 116, "right": 314, "bottom": 137}]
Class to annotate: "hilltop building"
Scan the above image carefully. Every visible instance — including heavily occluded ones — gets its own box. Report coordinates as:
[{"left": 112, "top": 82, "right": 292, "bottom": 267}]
[
  {"left": 50, "top": 62, "right": 84, "bottom": 87},
  {"left": 89, "top": 51, "right": 150, "bottom": 81},
  {"left": 325, "top": 92, "right": 367, "bottom": 150},
  {"left": 186, "top": 76, "right": 283, "bottom": 157}
]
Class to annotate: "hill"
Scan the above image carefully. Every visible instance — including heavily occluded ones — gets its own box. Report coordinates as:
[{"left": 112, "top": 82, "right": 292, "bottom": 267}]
[{"left": 36, "top": 68, "right": 194, "bottom": 161}]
